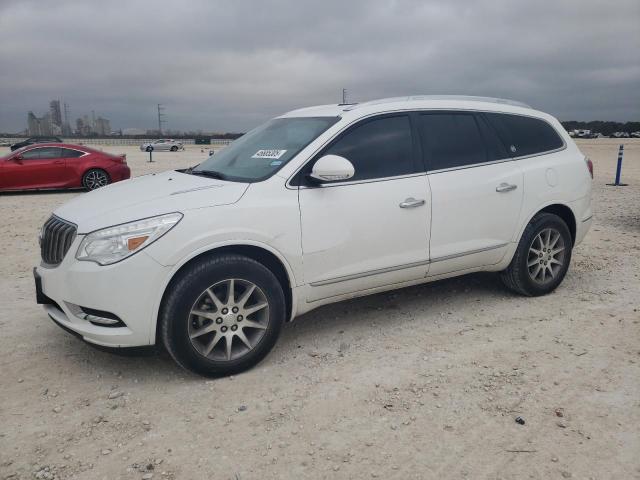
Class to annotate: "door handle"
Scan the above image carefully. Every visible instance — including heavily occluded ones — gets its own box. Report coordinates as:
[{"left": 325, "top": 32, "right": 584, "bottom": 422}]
[
  {"left": 496, "top": 182, "right": 517, "bottom": 193},
  {"left": 399, "top": 197, "right": 426, "bottom": 208}
]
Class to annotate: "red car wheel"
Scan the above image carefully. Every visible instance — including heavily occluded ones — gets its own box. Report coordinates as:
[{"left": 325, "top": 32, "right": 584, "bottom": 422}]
[{"left": 82, "top": 169, "right": 110, "bottom": 190}]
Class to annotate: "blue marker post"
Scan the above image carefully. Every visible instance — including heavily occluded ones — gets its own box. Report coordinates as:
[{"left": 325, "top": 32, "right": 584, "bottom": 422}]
[
  {"left": 606, "top": 144, "right": 627, "bottom": 186},
  {"left": 146, "top": 144, "right": 154, "bottom": 163}
]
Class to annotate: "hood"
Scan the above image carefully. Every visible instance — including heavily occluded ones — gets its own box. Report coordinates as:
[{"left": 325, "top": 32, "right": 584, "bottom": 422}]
[{"left": 54, "top": 170, "right": 249, "bottom": 233}]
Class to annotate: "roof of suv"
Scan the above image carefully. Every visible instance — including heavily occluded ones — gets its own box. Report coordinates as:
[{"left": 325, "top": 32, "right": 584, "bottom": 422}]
[{"left": 279, "top": 95, "right": 541, "bottom": 120}]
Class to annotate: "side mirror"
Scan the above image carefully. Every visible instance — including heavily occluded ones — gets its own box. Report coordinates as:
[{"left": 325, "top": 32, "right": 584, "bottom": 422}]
[
  {"left": 13, "top": 154, "right": 23, "bottom": 163},
  {"left": 309, "top": 155, "right": 355, "bottom": 183}
]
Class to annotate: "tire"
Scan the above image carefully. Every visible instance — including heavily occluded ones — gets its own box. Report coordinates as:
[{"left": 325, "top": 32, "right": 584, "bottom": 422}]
[
  {"left": 500, "top": 212, "right": 572, "bottom": 296},
  {"left": 82, "top": 168, "right": 110, "bottom": 190},
  {"left": 170, "top": 145, "right": 178, "bottom": 152},
  {"left": 160, "top": 254, "right": 286, "bottom": 377}
]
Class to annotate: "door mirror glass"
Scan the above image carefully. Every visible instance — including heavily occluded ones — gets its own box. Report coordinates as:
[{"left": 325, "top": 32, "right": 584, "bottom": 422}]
[{"left": 309, "top": 155, "right": 355, "bottom": 183}]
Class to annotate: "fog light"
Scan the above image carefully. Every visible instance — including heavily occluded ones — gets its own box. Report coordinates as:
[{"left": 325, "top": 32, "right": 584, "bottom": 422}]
[
  {"left": 83, "top": 314, "right": 121, "bottom": 326},
  {"left": 79, "top": 306, "right": 126, "bottom": 328}
]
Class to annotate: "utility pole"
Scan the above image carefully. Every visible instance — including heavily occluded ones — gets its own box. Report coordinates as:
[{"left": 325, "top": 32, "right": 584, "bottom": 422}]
[
  {"left": 63, "top": 102, "right": 70, "bottom": 135},
  {"left": 342, "top": 88, "right": 347, "bottom": 104},
  {"left": 157, "top": 104, "right": 166, "bottom": 135},
  {"left": 63, "top": 102, "right": 70, "bottom": 125}
]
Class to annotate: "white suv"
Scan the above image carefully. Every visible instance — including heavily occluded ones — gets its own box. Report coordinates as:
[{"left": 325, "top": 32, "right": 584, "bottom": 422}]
[{"left": 35, "top": 96, "right": 593, "bottom": 376}]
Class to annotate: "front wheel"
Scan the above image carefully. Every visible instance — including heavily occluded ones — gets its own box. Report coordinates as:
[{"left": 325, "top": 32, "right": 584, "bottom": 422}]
[
  {"left": 82, "top": 169, "right": 110, "bottom": 190},
  {"left": 160, "top": 254, "right": 286, "bottom": 377},
  {"left": 500, "top": 213, "right": 573, "bottom": 296},
  {"left": 170, "top": 145, "right": 178, "bottom": 151}
]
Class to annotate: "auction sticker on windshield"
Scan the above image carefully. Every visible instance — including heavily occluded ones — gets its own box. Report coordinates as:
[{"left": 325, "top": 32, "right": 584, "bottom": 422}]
[{"left": 252, "top": 149, "right": 287, "bottom": 159}]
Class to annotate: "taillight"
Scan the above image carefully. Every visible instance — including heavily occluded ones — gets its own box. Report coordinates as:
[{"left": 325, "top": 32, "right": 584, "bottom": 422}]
[{"left": 585, "top": 157, "right": 593, "bottom": 179}]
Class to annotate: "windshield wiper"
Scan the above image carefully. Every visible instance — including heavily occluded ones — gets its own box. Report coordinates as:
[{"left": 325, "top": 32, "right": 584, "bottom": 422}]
[{"left": 190, "top": 170, "right": 227, "bottom": 180}]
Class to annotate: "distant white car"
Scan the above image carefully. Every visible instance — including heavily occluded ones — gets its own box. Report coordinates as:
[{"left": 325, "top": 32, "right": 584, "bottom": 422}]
[
  {"left": 610, "top": 132, "right": 630, "bottom": 138},
  {"left": 36, "top": 96, "right": 593, "bottom": 377},
  {"left": 140, "top": 139, "right": 184, "bottom": 152}
]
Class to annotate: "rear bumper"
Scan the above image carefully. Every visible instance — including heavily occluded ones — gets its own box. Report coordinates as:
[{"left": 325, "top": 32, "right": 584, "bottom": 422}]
[
  {"left": 35, "top": 238, "right": 171, "bottom": 347},
  {"left": 110, "top": 164, "right": 131, "bottom": 182},
  {"left": 570, "top": 195, "right": 593, "bottom": 246}
]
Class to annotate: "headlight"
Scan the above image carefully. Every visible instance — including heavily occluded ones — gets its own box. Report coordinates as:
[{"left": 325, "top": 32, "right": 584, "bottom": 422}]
[{"left": 76, "top": 212, "right": 182, "bottom": 265}]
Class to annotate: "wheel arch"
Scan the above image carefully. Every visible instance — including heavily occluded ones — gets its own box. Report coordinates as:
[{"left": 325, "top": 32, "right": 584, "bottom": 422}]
[
  {"left": 517, "top": 202, "right": 577, "bottom": 246},
  {"left": 154, "top": 242, "right": 296, "bottom": 344},
  {"left": 81, "top": 167, "right": 111, "bottom": 188}
]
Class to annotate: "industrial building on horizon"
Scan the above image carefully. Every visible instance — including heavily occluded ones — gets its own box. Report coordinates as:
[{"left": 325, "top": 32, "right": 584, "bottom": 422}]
[{"left": 26, "top": 99, "right": 111, "bottom": 137}]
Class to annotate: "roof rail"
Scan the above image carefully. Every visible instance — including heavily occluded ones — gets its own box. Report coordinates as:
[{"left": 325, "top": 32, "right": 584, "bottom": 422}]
[{"left": 343, "top": 95, "right": 531, "bottom": 111}]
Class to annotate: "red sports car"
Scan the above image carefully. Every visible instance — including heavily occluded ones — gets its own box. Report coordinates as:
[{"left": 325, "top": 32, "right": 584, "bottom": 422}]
[{"left": 0, "top": 143, "right": 130, "bottom": 192}]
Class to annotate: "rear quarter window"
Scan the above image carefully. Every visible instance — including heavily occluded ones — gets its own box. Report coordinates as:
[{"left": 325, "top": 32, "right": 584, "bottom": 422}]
[{"left": 484, "top": 113, "right": 564, "bottom": 157}]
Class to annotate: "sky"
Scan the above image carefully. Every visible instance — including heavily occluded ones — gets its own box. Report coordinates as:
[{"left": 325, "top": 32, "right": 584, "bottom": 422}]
[{"left": 0, "top": 0, "right": 639, "bottom": 133}]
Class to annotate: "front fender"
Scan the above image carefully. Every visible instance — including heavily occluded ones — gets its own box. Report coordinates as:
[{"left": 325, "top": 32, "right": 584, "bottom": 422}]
[{"left": 143, "top": 201, "right": 303, "bottom": 343}]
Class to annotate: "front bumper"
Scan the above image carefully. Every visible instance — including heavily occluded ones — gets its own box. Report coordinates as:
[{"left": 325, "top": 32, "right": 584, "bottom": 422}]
[{"left": 35, "top": 237, "right": 172, "bottom": 347}]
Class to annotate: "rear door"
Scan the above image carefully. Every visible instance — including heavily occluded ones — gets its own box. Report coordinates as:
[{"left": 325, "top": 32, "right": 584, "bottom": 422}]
[
  {"left": 2, "top": 147, "right": 66, "bottom": 189},
  {"left": 60, "top": 147, "right": 87, "bottom": 182},
  {"left": 420, "top": 111, "right": 524, "bottom": 276}
]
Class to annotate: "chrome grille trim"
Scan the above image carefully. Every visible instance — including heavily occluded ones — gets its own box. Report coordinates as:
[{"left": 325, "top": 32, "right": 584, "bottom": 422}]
[{"left": 40, "top": 216, "right": 77, "bottom": 266}]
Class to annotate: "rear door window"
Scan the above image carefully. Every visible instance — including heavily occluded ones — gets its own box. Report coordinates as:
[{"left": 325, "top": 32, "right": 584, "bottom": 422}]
[
  {"left": 61, "top": 148, "right": 84, "bottom": 158},
  {"left": 418, "top": 112, "right": 486, "bottom": 170},
  {"left": 484, "top": 113, "right": 564, "bottom": 157},
  {"left": 476, "top": 115, "right": 509, "bottom": 161}
]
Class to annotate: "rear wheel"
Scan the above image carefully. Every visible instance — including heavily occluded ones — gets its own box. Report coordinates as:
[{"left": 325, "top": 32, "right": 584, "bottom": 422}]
[
  {"left": 160, "top": 254, "right": 286, "bottom": 377},
  {"left": 500, "top": 213, "right": 572, "bottom": 296},
  {"left": 82, "top": 169, "right": 110, "bottom": 190}
]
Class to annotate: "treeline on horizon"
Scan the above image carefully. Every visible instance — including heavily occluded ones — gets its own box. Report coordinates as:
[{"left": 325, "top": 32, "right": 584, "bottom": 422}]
[
  {"left": 2, "top": 122, "right": 640, "bottom": 138},
  {"left": 0, "top": 132, "right": 245, "bottom": 139},
  {"left": 560, "top": 121, "right": 640, "bottom": 135}
]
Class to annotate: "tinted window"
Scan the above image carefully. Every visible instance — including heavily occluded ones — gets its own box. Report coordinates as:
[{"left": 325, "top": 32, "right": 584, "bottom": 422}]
[
  {"left": 20, "top": 147, "right": 62, "bottom": 159},
  {"left": 484, "top": 113, "right": 564, "bottom": 157},
  {"left": 419, "top": 113, "right": 486, "bottom": 170},
  {"left": 61, "top": 148, "right": 84, "bottom": 158},
  {"left": 476, "top": 115, "right": 509, "bottom": 161},
  {"left": 318, "top": 115, "right": 415, "bottom": 182}
]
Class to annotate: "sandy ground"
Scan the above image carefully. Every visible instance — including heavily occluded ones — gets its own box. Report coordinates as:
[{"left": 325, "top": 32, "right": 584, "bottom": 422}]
[{"left": 0, "top": 139, "right": 638, "bottom": 480}]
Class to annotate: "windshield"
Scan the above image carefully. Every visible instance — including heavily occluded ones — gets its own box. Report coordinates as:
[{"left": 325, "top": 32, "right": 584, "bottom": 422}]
[{"left": 192, "top": 116, "right": 339, "bottom": 182}]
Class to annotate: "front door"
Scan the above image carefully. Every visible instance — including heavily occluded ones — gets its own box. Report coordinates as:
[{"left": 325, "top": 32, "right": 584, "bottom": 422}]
[
  {"left": 297, "top": 114, "right": 431, "bottom": 302},
  {"left": 2, "top": 147, "right": 66, "bottom": 189}
]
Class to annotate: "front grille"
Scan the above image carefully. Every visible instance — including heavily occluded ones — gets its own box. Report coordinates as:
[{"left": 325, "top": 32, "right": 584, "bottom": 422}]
[{"left": 40, "top": 216, "right": 77, "bottom": 266}]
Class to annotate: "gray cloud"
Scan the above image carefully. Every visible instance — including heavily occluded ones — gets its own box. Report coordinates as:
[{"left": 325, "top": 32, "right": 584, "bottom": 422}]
[{"left": 1, "top": 0, "right": 639, "bottom": 133}]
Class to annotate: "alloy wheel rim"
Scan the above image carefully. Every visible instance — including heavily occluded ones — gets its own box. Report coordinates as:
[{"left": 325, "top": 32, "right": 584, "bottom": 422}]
[
  {"left": 527, "top": 227, "right": 565, "bottom": 284},
  {"left": 188, "top": 279, "right": 269, "bottom": 361},
  {"left": 85, "top": 171, "right": 108, "bottom": 189}
]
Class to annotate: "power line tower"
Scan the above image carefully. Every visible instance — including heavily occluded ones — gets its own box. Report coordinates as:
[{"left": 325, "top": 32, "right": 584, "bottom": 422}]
[{"left": 157, "top": 104, "right": 167, "bottom": 134}]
